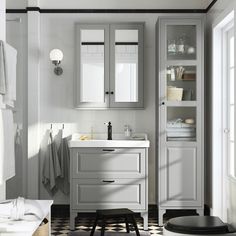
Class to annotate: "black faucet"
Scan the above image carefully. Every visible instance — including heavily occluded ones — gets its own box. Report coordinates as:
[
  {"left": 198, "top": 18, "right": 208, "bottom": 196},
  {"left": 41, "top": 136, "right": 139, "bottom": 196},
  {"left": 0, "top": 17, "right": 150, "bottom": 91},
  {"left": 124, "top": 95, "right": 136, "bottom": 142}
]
[{"left": 104, "top": 122, "right": 112, "bottom": 140}]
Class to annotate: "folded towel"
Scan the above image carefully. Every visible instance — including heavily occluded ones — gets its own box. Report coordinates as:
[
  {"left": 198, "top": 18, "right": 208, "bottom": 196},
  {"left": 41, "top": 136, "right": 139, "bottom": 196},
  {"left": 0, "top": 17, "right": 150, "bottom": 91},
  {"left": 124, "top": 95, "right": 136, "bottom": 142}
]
[
  {"left": 0, "top": 197, "right": 44, "bottom": 220},
  {"left": 2, "top": 42, "right": 17, "bottom": 107},
  {"left": 0, "top": 109, "right": 15, "bottom": 184}
]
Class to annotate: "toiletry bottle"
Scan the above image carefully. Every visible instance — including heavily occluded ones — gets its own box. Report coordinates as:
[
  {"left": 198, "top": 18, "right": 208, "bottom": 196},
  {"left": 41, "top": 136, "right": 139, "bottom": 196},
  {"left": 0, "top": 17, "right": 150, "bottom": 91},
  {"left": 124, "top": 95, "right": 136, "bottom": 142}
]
[
  {"left": 167, "top": 67, "right": 171, "bottom": 80},
  {"left": 124, "top": 125, "right": 131, "bottom": 138},
  {"left": 170, "top": 68, "right": 175, "bottom": 81},
  {"left": 104, "top": 122, "right": 112, "bottom": 140}
]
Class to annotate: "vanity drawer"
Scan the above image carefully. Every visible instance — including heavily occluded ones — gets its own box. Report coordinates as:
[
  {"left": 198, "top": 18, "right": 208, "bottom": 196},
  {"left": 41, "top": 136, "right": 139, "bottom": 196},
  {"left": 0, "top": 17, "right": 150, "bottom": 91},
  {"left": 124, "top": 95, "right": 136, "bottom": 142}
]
[
  {"left": 71, "top": 148, "right": 146, "bottom": 178},
  {"left": 71, "top": 178, "right": 146, "bottom": 210}
]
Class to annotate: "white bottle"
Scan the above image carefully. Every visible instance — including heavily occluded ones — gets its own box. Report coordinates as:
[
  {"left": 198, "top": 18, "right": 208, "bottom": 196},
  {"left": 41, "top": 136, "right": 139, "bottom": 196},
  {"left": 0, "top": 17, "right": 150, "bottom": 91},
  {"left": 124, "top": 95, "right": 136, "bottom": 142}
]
[{"left": 170, "top": 68, "right": 175, "bottom": 81}]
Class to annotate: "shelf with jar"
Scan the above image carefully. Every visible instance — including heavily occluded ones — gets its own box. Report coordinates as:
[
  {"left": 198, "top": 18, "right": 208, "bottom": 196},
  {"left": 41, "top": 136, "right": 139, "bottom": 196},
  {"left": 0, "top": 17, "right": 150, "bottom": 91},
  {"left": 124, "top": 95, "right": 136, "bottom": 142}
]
[{"left": 166, "top": 65, "right": 196, "bottom": 102}]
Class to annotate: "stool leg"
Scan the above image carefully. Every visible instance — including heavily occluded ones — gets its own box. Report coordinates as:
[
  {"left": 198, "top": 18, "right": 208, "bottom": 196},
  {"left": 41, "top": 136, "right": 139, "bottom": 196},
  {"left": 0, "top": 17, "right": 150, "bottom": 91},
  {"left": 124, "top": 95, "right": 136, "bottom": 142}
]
[
  {"left": 90, "top": 215, "right": 98, "bottom": 236},
  {"left": 125, "top": 216, "right": 130, "bottom": 233},
  {"left": 131, "top": 215, "right": 140, "bottom": 236},
  {"left": 101, "top": 218, "right": 106, "bottom": 236}
]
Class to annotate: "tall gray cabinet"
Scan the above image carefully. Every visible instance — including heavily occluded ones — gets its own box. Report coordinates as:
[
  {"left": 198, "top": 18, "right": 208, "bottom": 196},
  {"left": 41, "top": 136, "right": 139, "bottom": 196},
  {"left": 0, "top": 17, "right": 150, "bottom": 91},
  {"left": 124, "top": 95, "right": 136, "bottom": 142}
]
[{"left": 157, "top": 17, "right": 204, "bottom": 225}]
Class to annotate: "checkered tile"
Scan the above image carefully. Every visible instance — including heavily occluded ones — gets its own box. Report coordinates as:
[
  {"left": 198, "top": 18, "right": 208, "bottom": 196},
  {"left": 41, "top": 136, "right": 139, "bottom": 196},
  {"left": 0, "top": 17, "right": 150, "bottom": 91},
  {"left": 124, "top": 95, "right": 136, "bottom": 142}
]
[{"left": 51, "top": 213, "right": 163, "bottom": 235}]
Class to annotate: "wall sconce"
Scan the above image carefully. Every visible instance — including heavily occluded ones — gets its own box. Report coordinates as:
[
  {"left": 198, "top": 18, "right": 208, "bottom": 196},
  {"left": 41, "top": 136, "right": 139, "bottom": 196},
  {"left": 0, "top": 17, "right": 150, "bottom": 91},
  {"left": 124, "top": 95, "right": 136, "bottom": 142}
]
[{"left": 49, "top": 49, "right": 63, "bottom": 76}]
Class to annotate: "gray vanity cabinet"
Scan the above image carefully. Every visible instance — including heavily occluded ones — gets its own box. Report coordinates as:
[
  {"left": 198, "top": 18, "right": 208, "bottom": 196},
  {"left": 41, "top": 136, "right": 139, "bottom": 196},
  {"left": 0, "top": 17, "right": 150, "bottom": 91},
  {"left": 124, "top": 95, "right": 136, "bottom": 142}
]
[
  {"left": 157, "top": 17, "right": 204, "bottom": 225},
  {"left": 69, "top": 147, "right": 148, "bottom": 230},
  {"left": 75, "top": 23, "right": 144, "bottom": 109}
]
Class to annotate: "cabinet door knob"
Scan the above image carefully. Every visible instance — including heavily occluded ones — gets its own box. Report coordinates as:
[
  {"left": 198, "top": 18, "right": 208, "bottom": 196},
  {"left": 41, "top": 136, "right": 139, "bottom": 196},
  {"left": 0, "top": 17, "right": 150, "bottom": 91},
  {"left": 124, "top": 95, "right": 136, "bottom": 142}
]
[
  {"left": 102, "top": 180, "right": 115, "bottom": 183},
  {"left": 105, "top": 91, "right": 109, "bottom": 94},
  {"left": 110, "top": 91, "right": 114, "bottom": 95},
  {"left": 161, "top": 102, "right": 165, "bottom": 105}
]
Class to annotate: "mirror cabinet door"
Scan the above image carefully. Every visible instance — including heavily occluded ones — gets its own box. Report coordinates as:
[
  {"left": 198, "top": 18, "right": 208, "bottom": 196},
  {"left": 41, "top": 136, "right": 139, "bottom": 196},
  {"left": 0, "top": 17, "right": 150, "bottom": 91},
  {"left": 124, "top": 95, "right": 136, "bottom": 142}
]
[
  {"left": 110, "top": 24, "right": 144, "bottom": 108},
  {"left": 75, "top": 25, "right": 109, "bottom": 108},
  {"left": 115, "top": 29, "right": 138, "bottom": 102}
]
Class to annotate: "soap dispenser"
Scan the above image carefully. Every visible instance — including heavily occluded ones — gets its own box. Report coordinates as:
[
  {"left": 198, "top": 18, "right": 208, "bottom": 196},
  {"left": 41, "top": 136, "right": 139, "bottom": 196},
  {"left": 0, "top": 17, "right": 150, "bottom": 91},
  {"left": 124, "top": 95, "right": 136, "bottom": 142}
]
[{"left": 104, "top": 122, "right": 112, "bottom": 140}]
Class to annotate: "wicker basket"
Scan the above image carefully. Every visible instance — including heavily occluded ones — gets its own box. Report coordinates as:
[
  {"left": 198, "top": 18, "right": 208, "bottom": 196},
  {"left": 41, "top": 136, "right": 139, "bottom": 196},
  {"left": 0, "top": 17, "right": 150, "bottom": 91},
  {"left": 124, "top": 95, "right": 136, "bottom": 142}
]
[
  {"left": 33, "top": 218, "right": 49, "bottom": 236},
  {"left": 167, "top": 87, "right": 183, "bottom": 101}
]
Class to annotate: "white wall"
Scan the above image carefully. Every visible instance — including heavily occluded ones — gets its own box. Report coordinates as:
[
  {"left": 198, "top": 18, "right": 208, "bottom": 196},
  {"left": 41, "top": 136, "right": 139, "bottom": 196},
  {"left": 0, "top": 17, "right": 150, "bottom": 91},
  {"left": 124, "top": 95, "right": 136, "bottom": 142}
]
[
  {"left": 39, "top": 13, "right": 158, "bottom": 204},
  {"left": 206, "top": 0, "right": 236, "bottom": 228},
  {"left": 6, "top": 0, "right": 212, "bottom": 10},
  {"left": 6, "top": 0, "right": 27, "bottom": 9}
]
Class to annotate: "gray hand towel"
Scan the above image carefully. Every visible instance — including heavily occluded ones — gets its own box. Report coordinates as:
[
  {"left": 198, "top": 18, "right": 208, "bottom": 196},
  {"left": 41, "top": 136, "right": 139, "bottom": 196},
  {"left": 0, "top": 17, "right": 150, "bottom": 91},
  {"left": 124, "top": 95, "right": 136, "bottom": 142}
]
[
  {"left": 57, "top": 133, "right": 70, "bottom": 195},
  {"left": 42, "top": 131, "right": 62, "bottom": 196}
]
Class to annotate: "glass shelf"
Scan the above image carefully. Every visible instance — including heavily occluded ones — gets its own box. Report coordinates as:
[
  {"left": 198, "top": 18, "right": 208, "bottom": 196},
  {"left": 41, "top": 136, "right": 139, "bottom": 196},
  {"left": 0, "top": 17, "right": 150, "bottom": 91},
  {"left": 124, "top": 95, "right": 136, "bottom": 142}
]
[{"left": 166, "top": 65, "right": 196, "bottom": 101}]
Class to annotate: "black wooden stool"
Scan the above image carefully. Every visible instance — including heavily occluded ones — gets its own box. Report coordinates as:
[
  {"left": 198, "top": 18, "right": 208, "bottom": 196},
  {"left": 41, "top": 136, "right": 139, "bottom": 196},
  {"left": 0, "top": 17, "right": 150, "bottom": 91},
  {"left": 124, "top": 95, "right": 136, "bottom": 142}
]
[{"left": 90, "top": 208, "right": 140, "bottom": 236}]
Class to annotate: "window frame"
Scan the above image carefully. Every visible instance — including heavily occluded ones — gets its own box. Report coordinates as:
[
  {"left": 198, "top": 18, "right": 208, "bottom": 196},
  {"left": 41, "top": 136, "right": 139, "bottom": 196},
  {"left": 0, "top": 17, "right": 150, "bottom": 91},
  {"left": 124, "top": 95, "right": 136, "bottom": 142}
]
[{"left": 222, "top": 23, "right": 235, "bottom": 180}]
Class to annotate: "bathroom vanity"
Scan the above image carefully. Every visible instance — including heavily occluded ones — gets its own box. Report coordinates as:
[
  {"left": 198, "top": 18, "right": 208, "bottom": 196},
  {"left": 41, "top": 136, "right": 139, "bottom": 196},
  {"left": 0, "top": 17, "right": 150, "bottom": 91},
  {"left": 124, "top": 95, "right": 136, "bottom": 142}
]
[{"left": 68, "top": 134, "right": 150, "bottom": 230}]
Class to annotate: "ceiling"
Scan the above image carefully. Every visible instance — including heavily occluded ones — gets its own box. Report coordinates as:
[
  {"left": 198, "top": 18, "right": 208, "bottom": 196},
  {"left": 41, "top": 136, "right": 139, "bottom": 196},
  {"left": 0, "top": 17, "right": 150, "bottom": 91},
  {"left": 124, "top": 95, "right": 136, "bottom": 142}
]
[{"left": 6, "top": 0, "right": 214, "bottom": 9}]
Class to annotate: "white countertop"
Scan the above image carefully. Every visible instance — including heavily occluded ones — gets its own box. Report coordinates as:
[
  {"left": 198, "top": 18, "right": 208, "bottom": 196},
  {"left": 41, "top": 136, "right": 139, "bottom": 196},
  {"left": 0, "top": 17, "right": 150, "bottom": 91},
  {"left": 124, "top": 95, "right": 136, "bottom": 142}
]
[
  {"left": 0, "top": 200, "right": 53, "bottom": 236},
  {"left": 69, "top": 133, "right": 150, "bottom": 148}
]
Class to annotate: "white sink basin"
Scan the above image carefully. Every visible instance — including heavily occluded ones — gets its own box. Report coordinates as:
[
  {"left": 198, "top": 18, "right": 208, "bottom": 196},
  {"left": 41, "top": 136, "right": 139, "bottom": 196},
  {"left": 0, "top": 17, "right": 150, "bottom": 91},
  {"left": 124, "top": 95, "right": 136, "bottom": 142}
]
[{"left": 68, "top": 133, "right": 150, "bottom": 148}]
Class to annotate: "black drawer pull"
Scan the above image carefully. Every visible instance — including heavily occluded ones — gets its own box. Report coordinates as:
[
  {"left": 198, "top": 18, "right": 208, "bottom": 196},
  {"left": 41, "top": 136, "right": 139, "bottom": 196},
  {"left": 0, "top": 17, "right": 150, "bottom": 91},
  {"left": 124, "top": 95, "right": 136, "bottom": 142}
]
[
  {"left": 102, "top": 149, "right": 115, "bottom": 152},
  {"left": 102, "top": 180, "right": 115, "bottom": 183}
]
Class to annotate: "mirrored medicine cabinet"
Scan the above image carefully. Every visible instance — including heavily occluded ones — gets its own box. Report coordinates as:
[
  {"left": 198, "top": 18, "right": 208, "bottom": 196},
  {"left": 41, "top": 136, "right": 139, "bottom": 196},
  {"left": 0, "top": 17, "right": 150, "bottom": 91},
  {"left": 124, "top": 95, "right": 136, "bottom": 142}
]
[{"left": 75, "top": 23, "right": 144, "bottom": 109}]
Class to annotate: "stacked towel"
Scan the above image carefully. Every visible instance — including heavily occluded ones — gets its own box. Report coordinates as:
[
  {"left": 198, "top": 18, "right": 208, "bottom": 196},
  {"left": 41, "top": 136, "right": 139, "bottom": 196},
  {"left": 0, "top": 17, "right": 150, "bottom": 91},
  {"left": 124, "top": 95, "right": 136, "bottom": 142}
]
[
  {"left": 0, "top": 40, "right": 17, "bottom": 107},
  {"left": 0, "top": 109, "right": 15, "bottom": 184},
  {"left": 167, "top": 119, "right": 196, "bottom": 140}
]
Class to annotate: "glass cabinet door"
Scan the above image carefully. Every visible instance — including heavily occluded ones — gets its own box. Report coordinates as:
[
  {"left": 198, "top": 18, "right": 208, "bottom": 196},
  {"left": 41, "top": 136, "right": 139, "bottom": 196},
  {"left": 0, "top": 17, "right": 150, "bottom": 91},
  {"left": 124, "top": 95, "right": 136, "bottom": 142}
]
[
  {"left": 160, "top": 19, "right": 202, "bottom": 143},
  {"left": 166, "top": 25, "right": 197, "bottom": 60},
  {"left": 110, "top": 24, "right": 144, "bottom": 108},
  {"left": 75, "top": 24, "right": 109, "bottom": 108}
]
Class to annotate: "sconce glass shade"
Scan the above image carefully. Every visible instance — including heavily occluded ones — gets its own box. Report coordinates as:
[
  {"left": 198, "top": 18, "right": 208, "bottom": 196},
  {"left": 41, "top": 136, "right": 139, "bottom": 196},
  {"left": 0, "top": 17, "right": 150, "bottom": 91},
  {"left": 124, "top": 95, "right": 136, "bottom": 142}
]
[
  {"left": 49, "top": 49, "right": 63, "bottom": 61},
  {"left": 50, "top": 49, "right": 63, "bottom": 76}
]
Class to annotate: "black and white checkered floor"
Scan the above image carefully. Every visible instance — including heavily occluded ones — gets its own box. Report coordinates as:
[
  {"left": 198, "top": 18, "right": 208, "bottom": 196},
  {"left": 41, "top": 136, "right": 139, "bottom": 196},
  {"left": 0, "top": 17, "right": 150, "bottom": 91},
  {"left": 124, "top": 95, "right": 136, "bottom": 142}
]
[
  {"left": 51, "top": 215, "right": 163, "bottom": 236},
  {"left": 51, "top": 208, "right": 163, "bottom": 236},
  {"left": 51, "top": 207, "right": 201, "bottom": 235}
]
